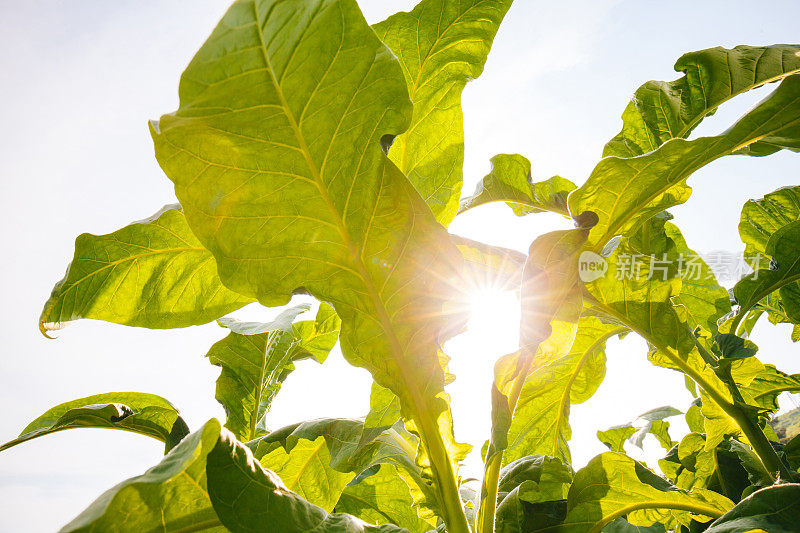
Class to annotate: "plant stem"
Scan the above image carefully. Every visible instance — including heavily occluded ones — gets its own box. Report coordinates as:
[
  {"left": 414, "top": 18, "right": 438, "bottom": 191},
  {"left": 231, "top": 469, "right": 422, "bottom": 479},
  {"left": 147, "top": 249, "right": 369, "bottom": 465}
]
[
  {"left": 415, "top": 409, "right": 471, "bottom": 533},
  {"left": 478, "top": 350, "right": 534, "bottom": 533}
]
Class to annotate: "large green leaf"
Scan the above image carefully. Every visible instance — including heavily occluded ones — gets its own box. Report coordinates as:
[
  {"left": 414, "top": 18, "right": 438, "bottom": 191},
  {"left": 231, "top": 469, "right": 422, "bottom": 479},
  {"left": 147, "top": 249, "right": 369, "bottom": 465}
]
[
  {"left": 665, "top": 221, "right": 731, "bottom": 335},
  {"left": 40, "top": 205, "right": 251, "bottom": 335},
  {"left": 552, "top": 452, "right": 733, "bottom": 532},
  {"left": 704, "top": 483, "right": 800, "bottom": 532},
  {"left": 1, "top": 392, "right": 189, "bottom": 454},
  {"left": 478, "top": 225, "right": 592, "bottom": 533},
  {"left": 207, "top": 426, "right": 407, "bottom": 532},
  {"left": 150, "top": 0, "right": 469, "bottom": 520},
  {"left": 743, "top": 364, "right": 800, "bottom": 411},
  {"left": 604, "top": 45, "right": 800, "bottom": 158},
  {"left": 733, "top": 186, "right": 800, "bottom": 338},
  {"left": 62, "top": 419, "right": 225, "bottom": 532},
  {"left": 493, "top": 455, "right": 572, "bottom": 533},
  {"left": 734, "top": 221, "right": 800, "bottom": 323},
  {"left": 247, "top": 417, "right": 429, "bottom": 506},
  {"left": 570, "top": 75, "right": 800, "bottom": 250},
  {"left": 458, "top": 154, "right": 575, "bottom": 216},
  {"left": 373, "top": 0, "right": 514, "bottom": 224},
  {"left": 259, "top": 436, "right": 355, "bottom": 512},
  {"left": 207, "top": 303, "right": 340, "bottom": 441},
  {"left": 334, "top": 464, "right": 433, "bottom": 533},
  {"left": 504, "top": 317, "right": 624, "bottom": 465}
]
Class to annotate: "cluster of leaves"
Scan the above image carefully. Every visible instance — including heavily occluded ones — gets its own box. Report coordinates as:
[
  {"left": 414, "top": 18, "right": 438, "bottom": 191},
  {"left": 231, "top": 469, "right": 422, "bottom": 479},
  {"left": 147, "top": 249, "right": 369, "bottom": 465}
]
[{"left": 5, "top": 0, "right": 800, "bottom": 531}]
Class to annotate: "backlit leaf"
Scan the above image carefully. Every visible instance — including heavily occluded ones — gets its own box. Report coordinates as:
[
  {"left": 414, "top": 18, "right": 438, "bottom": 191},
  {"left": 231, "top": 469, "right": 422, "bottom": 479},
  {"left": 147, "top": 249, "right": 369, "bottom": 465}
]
[
  {"left": 604, "top": 45, "right": 800, "bottom": 158},
  {"left": 1, "top": 392, "right": 189, "bottom": 455},
  {"left": 62, "top": 419, "right": 224, "bottom": 532},
  {"left": 40, "top": 205, "right": 251, "bottom": 335},
  {"left": 374, "top": 0, "right": 514, "bottom": 224},
  {"left": 459, "top": 154, "right": 575, "bottom": 217},
  {"left": 207, "top": 303, "right": 341, "bottom": 441},
  {"left": 571, "top": 75, "right": 800, "bottom": 250},
  {"left": 150, "top": 0, "right": 469, "bottom": 514}
]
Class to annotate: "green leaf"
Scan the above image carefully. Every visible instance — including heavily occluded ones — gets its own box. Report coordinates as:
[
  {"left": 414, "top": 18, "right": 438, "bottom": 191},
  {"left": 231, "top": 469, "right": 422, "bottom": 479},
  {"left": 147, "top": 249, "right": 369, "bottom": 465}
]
[
  {"left": 452, "top": 235, "right": 526, "bottom": 293},
  {"left": 494, "top": 456, "right": 572, "bottom": 533},
  {"left": 207, "top": 303, "right": 341, "bottom": 441},
  {"left": 704, "top": 483, "right": 800, "bottom": 532},
  {"left": 665, "top": 221, "right": 731, "bottom": 336},
  {"left": 740, "top": 185, "right": 800, "bottom": 258},
  {"left": 40, "top": 205, "right": 252, "bottom": 335},
  {"left": 260, "top": 435, "right": 355, "bottom": 512},
  {"left": 556, "top": 452, "right": 733, "bottom": 532},
  {"left": 598, "top": 406, "right": 681, "bottom": 452},
  {"left": 658, "top": 433, "right": 715, "bottom": 491},
  {"left": 596, "top": 426, "right": 637, "bottom": 453},
  {"left": 458, "top": 154, "right": 575, "bottom": 216},
  {"left": 571, "top": 75, "right": 800, "bottom": 250},
  {"left": 373, "top": 0, "right": 514, "bottom": 224},
  {"left": 734, "top": 221, "right": 800, "bottom": 325},
  {"left": 604, "top": 45, "right": 800, "bottom": 158},
  {"left": 1, "top": 392, "right": 189, "bottom": 455},
  {"left": 149, "top": 1, "right": 470, "bottom": 517},
  {"left": 741, "top": 364, "right": 800, "bottom": 412},
  {"left": 62, "top": 419, "right": 224, "bottom": 532},
  {"left": 334, "top": 464, "right": 433, "bottom": 533},
  {"left": 504, "top": 317, "right": 624, "bottom": 465},
  {"left": 207, "top": 426, "right": 408, "bottom": 532},
  {"left": 247, "top": 417, "right": 426, "bottom": 503},
  {"left": 364, "top": 382, "right": 402, "bottom": 432}
]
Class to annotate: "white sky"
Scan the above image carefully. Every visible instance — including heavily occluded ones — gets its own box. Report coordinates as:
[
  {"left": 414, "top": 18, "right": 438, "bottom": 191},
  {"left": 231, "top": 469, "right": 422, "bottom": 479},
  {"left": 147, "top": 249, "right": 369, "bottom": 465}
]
[{"left": 0, "top": 1, "right": 799, "bottom": 531}]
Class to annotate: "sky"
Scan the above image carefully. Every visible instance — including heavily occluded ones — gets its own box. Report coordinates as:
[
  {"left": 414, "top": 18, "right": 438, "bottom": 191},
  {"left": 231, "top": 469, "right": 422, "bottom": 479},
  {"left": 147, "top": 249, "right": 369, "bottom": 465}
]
[{"left": 0, "top": 0, "right": 799, "bottom": 531}]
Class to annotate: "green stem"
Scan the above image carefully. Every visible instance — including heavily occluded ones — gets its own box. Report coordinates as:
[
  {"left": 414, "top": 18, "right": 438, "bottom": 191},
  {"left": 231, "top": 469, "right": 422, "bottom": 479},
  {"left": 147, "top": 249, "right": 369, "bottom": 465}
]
[
  {"left": 414, "top": 408, "right": 471, "bottom": 533},
  {"left": 478, "top": 350, "right": 534, "bottom": 533}
]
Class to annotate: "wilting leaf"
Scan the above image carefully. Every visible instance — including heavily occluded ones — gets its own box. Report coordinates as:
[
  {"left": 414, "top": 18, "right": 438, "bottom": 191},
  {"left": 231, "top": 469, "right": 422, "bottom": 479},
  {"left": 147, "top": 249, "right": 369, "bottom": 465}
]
[
  {"left": 150, "top": 0, "right": 469, "bottom": 510},
  {"left": 207, "top": 426, "right": 407, "bottom": 532},
  {"left": 62, "top": 419, "right": 224, "bottom": 532},
  {"left": 604, "top": 45, "right": 800, "bottom": 158},
  {"left": 504, "top": 317, "right": 624, "bottom": 465},
  {"left": 207, "top": 303, "right": 340, "bottom": 441},
  {"left": 704, "top": 483, "right": 800, "bottom": 532},
  {"left": 559, "top": 452, "right": 733, "bottom": 532},
  {"left": 459, "top": 154, "right": 575, "bottom": 216},
  {"left": 571, "top": 75, "right": 800, "bottom": 250},
  {"left": 40, "top": 205, "right": 251, "bottom": 335},
  {"left": 374, "top": 0, "right": 513, "bottom": 224},
  {"left": 335, "top": 464, "right": 433, "bottom": 533},
  {"left": 1, "top": 392, "right": 189, "bottom": 454}
]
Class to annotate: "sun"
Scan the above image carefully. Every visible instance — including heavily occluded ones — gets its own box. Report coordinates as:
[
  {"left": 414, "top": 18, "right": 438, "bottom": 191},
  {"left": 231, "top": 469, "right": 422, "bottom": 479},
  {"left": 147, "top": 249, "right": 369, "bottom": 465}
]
[{"left": 466, "top": 288, "right": 521, "bottom": 344}]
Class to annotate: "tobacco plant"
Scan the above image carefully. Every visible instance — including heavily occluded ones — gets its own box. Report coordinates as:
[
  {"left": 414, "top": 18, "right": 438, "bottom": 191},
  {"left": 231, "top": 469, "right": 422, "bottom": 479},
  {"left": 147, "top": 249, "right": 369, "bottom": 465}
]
[{"left": 5, "top": 0, "right": 800, "bottom": 531}]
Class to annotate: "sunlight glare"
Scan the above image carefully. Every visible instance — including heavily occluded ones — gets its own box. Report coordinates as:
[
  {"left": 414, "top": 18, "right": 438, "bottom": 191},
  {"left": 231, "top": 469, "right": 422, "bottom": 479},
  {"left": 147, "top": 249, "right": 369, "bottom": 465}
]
[{"left": 467, "top": 288, "right": 521, "bottom": 341}]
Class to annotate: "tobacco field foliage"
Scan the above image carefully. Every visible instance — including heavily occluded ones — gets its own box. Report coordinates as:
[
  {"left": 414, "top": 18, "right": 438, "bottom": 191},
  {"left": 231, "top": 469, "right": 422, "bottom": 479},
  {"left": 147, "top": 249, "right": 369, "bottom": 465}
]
[{"left": 6, "top": 0, "right": 800, "bottom": 531}]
